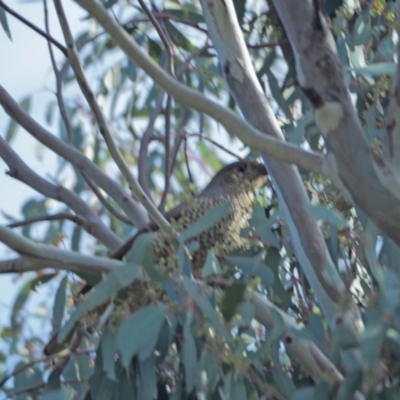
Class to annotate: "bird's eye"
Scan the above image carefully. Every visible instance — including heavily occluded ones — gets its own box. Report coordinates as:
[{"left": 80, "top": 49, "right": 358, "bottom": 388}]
[{"left": 235, "top": 163, "right": 247, "bottom": 173}]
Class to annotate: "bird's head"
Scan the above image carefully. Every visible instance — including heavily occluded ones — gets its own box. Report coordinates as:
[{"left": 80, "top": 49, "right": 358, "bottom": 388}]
[{"left": 200, "top": 160, "right": 268, "bottom": 197}]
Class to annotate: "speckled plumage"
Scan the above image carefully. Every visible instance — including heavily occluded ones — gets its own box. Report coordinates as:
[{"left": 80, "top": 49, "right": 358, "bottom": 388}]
[
  {"left": 44, "top": 160, "right": 267, "bottom": 356},
  {"left": 114, "top": 160, "right": 268, "bottom": 273}
]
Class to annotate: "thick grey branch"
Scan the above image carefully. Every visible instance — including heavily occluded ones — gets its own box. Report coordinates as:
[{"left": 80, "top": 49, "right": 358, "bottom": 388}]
[
  {"left": 0, "top": 136, "right": 121, "bottom": 249},
  {"left": 74, "top": 0, "right": 326, "bottom": 177},
  {"left": 272, "top": 0, "right": 400, "bottom": 247},
  {"left": 53, "top": 0, "right": 171, "bottom": 235},
  {"left": 384, "top": 1, "right": 400, "bottom": 173},
  {"left": 0, "top": 85, "right": 148, "bottom": 230},
  {"left": 200, "top": 0, "right": 359, "bottom": 330},
  {"left": 0, "top": 226, "right": 127, "bottom": 275}
]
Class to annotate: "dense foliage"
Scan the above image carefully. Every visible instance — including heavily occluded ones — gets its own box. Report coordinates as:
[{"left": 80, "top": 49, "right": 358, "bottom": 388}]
[{"left": 1, "top": 0, "right": 400, "bottom": 399}]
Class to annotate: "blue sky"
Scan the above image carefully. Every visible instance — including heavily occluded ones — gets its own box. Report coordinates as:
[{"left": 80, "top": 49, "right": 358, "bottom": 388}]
[{"left": 0, "top": 0, "right": 86, "bottom": 339}]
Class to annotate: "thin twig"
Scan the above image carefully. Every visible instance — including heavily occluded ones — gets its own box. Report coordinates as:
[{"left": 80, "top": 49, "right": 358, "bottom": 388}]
[
  {"left": 183, "top": 136, "right": 194, "bottom": 190},
  {"left": 159, "top": 95, "right": 172, "bottom": 211},
  {"left": 151, "top": 3, "right": 175, "bottom": 212},
  {"left": 81, "top": 171, "right": 133, "bottom": 226},
  {"left": 126, "top": 12, "right": 209, "bottom": 34},
  {"left": 0, "top": 85, "right": 148, "bottom": 227},
  {"left": 53, "top": 0, "right": 171, "bottom": 234},
  {"left": 0, "top": 356, "right": 48, "bottom": 388},
  {"left": 187, "top": 132, "right": 242, "bottom": 160},
  {"left": 246, "top": 39, "right": 290, "bottom": 49},
  {"left": 137, "top": 0, "right": 175, "bottom": 205},
  {"left": 75, "top": 0, "right": 326, "bottom": 177},
  {"left": 138, "top": 90, "right": 165, "bottom": 199},
  {"left": 0, "top": 0, "right": 67, "bottom": 55},
  {"left": 6, "top": 212, "right": 86, "bottom": 228},
  {"left": 138, "top": 0, "right": 174, "bottom": 72},
  {"left": 43, "top": 0, "right": 73, "bottom": 143},
  {"left": 0, "top": 135, "right": 121, "bottom": 249}
]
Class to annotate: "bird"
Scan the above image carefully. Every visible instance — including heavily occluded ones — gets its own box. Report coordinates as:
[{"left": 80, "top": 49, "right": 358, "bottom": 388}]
[
  {"left": 44, "top": 159, "right": 267, "bottom": 355},
  {"left": 112, "top": 159, "right": 268, "bottom": 272}
]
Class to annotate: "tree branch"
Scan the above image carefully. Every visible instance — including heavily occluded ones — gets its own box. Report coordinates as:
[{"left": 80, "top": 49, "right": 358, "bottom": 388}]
[
  {"left": 0, "top": 85, "right": 148, "bottom": 230},
  {"left": 199, "top": 0, "right": 361, "bottom": 332},
  {"left": 0, "top": 0, "right": 67, "bottom": 55},
  {"left": 53, "top": 0, "right": 172, "bottom": 236},
  {"left": 43, "top": 0, "right": 73, "bottom": 143},
  {"left": 271, "top": 0, "right": 400, "bottom": 248},
  {"left": 384, "top": 1, "right": 400, "bottom": 174},
  {"left": 0, "top": 226, "right": 131, "bottom": 275},
  {"left": 80, "top": 171, "right": 133, "bottom": 226},
  {"left": 7, "top": 212, "right": 86, "bottom": 228},
  {"left": 74, "top": 0, "right": 327, "bottom": 177},
  {"left": 0, "top": 136, "right": 121, "bottom": 249}
]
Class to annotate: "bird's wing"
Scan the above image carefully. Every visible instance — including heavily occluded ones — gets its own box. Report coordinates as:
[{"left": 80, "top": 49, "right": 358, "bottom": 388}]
[{"left": 111, "top": 201, "right": 189, "bottom": 260}]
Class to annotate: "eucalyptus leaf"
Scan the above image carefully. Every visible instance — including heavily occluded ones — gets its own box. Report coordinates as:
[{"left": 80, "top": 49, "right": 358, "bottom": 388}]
[
  {"left": 183, "top": 311, "right": 198, "bottom": 393},
  {"left": 0, "top": 6, "right": 12, "bottom": 40},
  {"left": 182, "top": 201, "right": 230, "bottom": 241},
  {"left": 52, "top": 275, "right": 67, "bottom": 331},
  {"left": 116, "top": 303, "right": 166, "bottom": 368},
  {"left": 57, "top": 264, "right": 139, "bottom": 343}
]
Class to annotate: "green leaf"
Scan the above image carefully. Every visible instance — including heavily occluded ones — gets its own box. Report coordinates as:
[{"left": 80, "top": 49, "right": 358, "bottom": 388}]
[
  {"left": 57, "top": 263, "right": 139, "bottom": 343},
  {"left": 139, "top": 355, "right": 157, "bottom": 399},
  {"left": 231, "top": 375, "right": 247, "bottom": 400},
  {"left": 202, "top": 251, "right": 221, "bottom": 278},
  {"left": 223, "top": 370, "right": 246, "bottom": 399},
  {"left": 271, "top": 345, "right": 295, "bottom": 398},
  {"left": 5, "top": 96, "right": 31, "bottom": 143},
  {"left": 330, "top": 325, "right": 360, "bottom": 355},
  {"left": 250, "top": 308, "right": 284, "bottom": 358},
  {"left": 335, "top": 370, "right": 363, "bottom": 400},
  {"left": 124, "top": 59, "right": 137, "bottom": 82},
  {"left": 361, "top": 323, "right": 385, "bottom": 367},
  {"left": 148, "top": 38, "right": 163, "bottom": 60},
  {"left": 116, "top": 303, "right": 166, "bottom": 368},
  {"left": 0, "top": 6, "right": 12, "bottom": 40},
  {"left": 198, "top": 141, "right": 222, "bottom": 171},
  {"left": 101, "top": 328, "right": 117, "bottom": 381},
  {"left": 45, "top": 102, "right": 56, "bottom": 124},
  {"left": 155, "top": 318, "right": 172, "bottom": 365},
  {"left": 182, "top": 276, "right": 226, "bottom": 334},
  {"left": 164, "top": 8, "right": 204, "bottom": 24},
  {"left": 127, "top": 232, "right": 166, "bottom": 282},
  {"left": 381, "top": 270, "right": 400, "bottom": 313},
  {"left": 103, "top": 0, "right": 119, "bottom": 8},
  {"left": 306, "top": 312, "right": 326, "bottom": 346},
  {"left": 307, "top": 205, "right": 346, "bottom": 226},
  {"left": 292, "top": 387, "right": 316, "bottom": 400},
  {"left": 226, "top": 256, "right": 274, "bottom": 289},
  {"left": 41, "top": 387, "right": 75, "bottom": 400},
  {"left": 14, "top": 363, "right": 43, "bottom": 394},
  {"left": 11, "top": 273, "right": 55, "bottom": 327},
  {"left": 165, "top": 20, "right": 196, "bottom": 52},
  {"left": 52, "top": 275, "right": 67, "bottom": 331},
  {"left": 221, "top": 283, "right": 246, "bottom": 322},
  {"left": 232, "top": 0, "right": 246, "bottom": 24},
  {"left": 348, "top": 62, "right": 396, "bottom": 77},
  {"left": 182, "top": 201, "right": 230, "bottom": 241},
  {"left": 182, "top": 311, "right": 198, "bottom": 393},
  {"left": 249, "top": 205, "right": 280, "bottom": 248}
]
